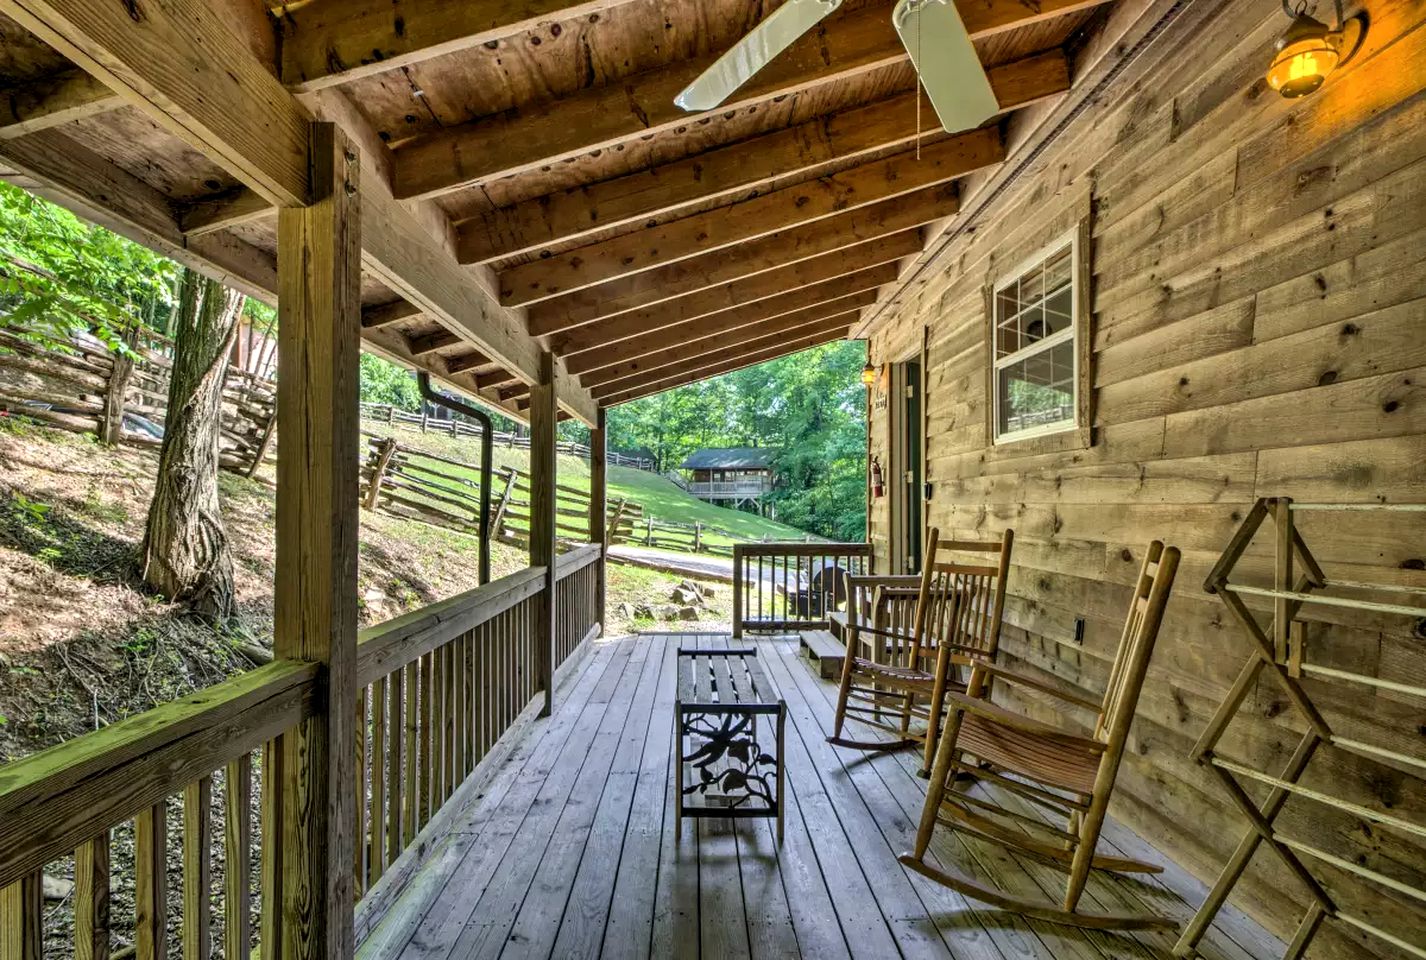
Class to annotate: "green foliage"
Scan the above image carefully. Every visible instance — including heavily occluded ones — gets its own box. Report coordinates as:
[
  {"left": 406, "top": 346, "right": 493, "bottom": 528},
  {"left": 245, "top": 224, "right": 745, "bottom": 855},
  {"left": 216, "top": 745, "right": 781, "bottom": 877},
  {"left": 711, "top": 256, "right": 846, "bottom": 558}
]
[
  {"left": 360, "top": 353, "right": 424, "bottom": 411},
  {"left": 607, "top": 341, "right": 868, "bottom": 540},
  {"left": 0, "top": 182, "right": 176, "bottom": 350}
]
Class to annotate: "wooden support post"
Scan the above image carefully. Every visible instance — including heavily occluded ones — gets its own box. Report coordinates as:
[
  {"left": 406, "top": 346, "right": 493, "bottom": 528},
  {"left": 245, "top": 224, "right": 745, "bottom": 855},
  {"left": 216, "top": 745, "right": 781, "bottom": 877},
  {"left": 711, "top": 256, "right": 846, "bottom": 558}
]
[
  {"left": 364, "top": 436, "right": 398, "bottom": 510},
  {"left": 732, "top": 546, "right": 744, "bottom": 639},
  {"left": 99, "top": 342, "right": 133, "bottom": 445},
  {"left": 530, "top": 352, "right": 557, "bottom": 717},
  {"left": 590, "top": 407, "right": 607, "bottom": 631},
  {"left": 274, "top": 121, "right": 361, "bottom": 960},
  {"left": 0, "top": 871, "right": 42, "bottom": 960}
]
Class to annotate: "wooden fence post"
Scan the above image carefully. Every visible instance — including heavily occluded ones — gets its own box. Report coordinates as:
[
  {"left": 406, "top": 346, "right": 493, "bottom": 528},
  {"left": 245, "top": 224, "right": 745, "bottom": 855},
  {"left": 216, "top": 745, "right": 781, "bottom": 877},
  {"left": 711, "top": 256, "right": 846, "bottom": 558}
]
[
  {"left": 606, "top": 498, "right": 627, "bottom": 545},
  {"left": 732, "top": 545, "right": 744, "bottom": 638},
  {"left": 99, "top": 340, "right": 133, "bottom": 445},
  {"left": 530, "top": 353, "right": 557, "bottom": 717},
  {"left": 245, "top": 403, "right": 278, "bottom": 478},
  {"left": 590, "top": 407, "right": 607, "bottom": 631},
  {"left": 364, "top": 437, "right": 399, "bottom": 510},
  {"left": 490, "top": 467, "right": 518, "bottom": 539},
  {"left": 274, "top": 121, "right": 360, "bottom": 959},
  {"left": 693, "top": 521, "right": 703, "bottom": 554}
]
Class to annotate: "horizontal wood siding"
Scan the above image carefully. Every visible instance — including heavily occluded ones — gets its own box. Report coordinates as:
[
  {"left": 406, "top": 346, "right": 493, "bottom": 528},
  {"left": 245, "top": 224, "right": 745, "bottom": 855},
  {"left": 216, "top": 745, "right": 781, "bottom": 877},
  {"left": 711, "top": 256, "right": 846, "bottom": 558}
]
[{"left": 866, "top": 2, "right": 1426, "bottom": 956}]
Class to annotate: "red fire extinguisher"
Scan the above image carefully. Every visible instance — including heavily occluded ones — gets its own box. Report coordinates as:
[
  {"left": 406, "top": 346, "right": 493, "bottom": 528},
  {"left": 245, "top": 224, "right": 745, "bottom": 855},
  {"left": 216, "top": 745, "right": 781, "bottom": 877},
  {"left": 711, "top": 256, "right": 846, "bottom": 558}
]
[{"left": 870, "top": 456, "right": 885, "bottom": 499}]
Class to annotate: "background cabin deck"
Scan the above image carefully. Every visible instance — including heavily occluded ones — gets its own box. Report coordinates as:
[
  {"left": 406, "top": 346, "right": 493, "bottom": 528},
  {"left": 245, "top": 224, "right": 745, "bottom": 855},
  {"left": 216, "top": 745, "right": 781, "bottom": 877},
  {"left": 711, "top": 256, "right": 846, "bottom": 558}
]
[{"left": 358, "top": 633, "right": 1283, "bottom": 960}]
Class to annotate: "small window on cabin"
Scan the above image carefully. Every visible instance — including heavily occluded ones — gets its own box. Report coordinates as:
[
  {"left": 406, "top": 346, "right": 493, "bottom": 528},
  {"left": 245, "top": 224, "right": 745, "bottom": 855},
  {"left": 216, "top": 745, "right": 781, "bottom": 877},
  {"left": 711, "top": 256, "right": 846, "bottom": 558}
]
[{"left": 992, "top": 234, "right": 1079, "bottom": 442}]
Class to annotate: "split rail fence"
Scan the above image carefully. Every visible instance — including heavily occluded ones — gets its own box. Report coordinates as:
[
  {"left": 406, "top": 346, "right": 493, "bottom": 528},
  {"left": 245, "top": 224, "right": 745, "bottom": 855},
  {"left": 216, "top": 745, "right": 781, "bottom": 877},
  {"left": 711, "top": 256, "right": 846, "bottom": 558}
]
[
  {"left": 0, "top": 323, "right": 277, "bottom": 475},
  {"left": 359, "top": 402, "right": 654, "bottom": 470},
  {"left": 0, "top": 547, "right": 603, "bottom": 955},
  {"left": 360, "top": 432, "right": 754, "bottom": 558}
]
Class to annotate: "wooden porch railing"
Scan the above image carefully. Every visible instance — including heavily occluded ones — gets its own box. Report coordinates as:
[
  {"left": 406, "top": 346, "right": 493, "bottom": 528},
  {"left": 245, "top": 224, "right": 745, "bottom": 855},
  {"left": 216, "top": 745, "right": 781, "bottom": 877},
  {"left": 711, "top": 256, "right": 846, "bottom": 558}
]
[
  {"left": 0, "top": 553, "right": 604, "bottom": 955},
  {"left": 731, "top": 541, "right": 873, "bottom": 636}
]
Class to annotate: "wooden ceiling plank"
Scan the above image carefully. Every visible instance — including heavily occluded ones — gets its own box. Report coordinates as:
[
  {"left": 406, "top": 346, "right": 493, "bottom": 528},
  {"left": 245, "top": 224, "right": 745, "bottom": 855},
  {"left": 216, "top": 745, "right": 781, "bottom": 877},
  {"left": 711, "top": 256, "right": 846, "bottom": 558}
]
[
  {"left": 497, "top": 127, "right": 1001, "bottom": 303},
  {"left": 276, "top": 0, "right": 645, "bottom": 92},
  {"left": 525, "top": 184, "right": 956, "bottom": 331},
  {"left": 960, "top": 0, "right": 1111, "bottom": 38},
  {"left": 391, "top": 4, "right": 903, "bottom": 201},
  {"left": 0, "top": 127, "right": 278, "bottom": 303},
  {"left": 0, "top": 67, "right": 116, "bottom": 138},
  {"left": 445, "top": 351, "right": 491, "bottom": 374},
  {"left": 580, "top": 299, "right": 875, "bottom": 386},
  {"left": 546, "top": 232, "right": 917, "bottom": 346},
  {"left": 600, "top": 328, "right": 851, "bottom": 406},
  {"left": 360, "top": 299, "right": 424, "bottom": 329},
  {"left": 408, "top": 329, "right": 463, "bottom": 356},
  {"left": 0, "top": 0, "right": 311, "bottom": 206},
  {"left": 460, "top": 51, "right": 1068, "bottom": 264},
  {"left": 178, "top": 188, "right": 273, "bottom": 237},
  {"left": 563, "top": 276, "right": 889, "bottom": 374},
  {"left": 589, "top": 313, "right": 856, "bottom": 397}
]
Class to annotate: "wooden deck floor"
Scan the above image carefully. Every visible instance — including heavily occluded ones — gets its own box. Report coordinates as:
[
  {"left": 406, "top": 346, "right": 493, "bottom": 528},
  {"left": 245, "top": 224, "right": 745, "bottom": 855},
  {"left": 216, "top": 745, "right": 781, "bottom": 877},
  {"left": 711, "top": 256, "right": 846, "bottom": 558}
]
[{"left": 359, "top": 633, "right": 1284, "bottom": 960}]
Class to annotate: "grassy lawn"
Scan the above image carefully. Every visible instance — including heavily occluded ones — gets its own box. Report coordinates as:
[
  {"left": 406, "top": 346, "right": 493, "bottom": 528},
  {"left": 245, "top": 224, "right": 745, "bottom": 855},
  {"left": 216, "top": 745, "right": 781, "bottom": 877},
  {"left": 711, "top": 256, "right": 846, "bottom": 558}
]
[{"left": 362, "top": 422, "right": 815, "bottom": 550}]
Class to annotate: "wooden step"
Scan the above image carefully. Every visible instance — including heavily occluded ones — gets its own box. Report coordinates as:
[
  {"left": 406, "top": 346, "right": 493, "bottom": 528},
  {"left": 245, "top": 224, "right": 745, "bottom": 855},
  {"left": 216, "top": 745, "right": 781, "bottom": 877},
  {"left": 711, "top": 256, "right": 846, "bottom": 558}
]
[
  {"left": 799, "top": 630, "right": 845, "bottom": 680},
  {"left": 827, "top": 610, "right": 850, "bottom": 641}
]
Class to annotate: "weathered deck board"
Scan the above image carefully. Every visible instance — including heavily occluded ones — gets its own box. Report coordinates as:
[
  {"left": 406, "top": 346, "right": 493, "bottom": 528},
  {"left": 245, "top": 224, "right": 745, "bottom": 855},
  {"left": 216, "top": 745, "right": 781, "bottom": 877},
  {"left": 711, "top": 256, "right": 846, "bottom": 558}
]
[{"left": 361, "top": 634, "right": 1285, "bottom": 960}]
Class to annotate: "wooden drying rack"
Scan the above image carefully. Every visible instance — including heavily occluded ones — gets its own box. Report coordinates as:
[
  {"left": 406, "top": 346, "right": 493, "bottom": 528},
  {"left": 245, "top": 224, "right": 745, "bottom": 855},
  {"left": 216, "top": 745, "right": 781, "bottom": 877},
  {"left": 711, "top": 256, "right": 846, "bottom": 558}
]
[{"left": 1173, "top": 498, "right": 1426, "bottom": 960}]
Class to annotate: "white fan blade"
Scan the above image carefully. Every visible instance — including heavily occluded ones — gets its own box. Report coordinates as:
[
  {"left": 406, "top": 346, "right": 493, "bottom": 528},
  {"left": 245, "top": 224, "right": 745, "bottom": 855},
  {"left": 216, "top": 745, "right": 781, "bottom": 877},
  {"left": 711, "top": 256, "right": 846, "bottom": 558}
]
[
  {"left": 893, "top": 0, "right": 999, "bottom": 134},
  {"left": 675, "top": 0, "right": 845, "bottom": 112}
]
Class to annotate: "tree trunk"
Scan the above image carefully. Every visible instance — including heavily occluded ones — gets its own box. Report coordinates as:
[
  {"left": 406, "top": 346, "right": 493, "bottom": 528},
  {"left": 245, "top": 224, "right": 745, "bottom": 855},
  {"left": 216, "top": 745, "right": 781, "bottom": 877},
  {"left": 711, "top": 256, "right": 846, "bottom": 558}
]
[{"left": 140, "top": 268, "right": 243, "bottom": 619}]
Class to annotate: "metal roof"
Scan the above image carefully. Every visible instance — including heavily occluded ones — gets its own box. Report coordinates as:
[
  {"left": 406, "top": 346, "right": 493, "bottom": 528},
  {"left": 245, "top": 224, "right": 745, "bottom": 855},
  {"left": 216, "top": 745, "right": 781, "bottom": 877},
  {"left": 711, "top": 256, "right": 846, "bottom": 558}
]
[{"left": 679, "top": 447, "right": 777, "bottom": 470}]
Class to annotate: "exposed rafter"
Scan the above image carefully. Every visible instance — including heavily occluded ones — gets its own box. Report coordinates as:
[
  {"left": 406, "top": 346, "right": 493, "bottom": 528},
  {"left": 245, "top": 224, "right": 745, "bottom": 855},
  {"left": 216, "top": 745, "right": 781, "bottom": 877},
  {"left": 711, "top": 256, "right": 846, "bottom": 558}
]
[
  {"left": 588, "top": 313, "right": 856, "bottom": 397},
  {"left": 392, "top": 4, "right": 902, "bottom": 201},
  {"left": 564, "top": 279, "right": 887, "bottom": 375},
  {"left": 275, "top": 0, "right": 647, "bottom": 91},
  {"left": 0, "top": 67, "right": 114, "bottom": 138},
  {"left": 600, "top": 327, "right": 852, "bottom": 406},
  {"left": 523, "top": 185, "right": 956, "bottom": 329},
  {"left": 581, "top": 300, "right": 873, "bottom": 387},
  {"left": 546, "top": 235, "right": 915, "bottom": 349},
  {"left": 361, "top": 299, "right": 423, "bottom": 330},
  {"left": 178, "top": 189, "right": 273, "bottom": 237},
  {"left": 458, "top": 52, "right": 1066, "bottom": 264},
  {"left": 496, "top": 127, "right": 1003, "bottom": 303}
]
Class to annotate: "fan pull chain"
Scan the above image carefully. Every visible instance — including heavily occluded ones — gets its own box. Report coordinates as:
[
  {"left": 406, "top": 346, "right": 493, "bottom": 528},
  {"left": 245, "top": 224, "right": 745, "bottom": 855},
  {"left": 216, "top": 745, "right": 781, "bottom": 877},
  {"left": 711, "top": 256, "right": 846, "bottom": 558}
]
[{"left": 915, "top": 4, "right": 922, "bottom": 160}]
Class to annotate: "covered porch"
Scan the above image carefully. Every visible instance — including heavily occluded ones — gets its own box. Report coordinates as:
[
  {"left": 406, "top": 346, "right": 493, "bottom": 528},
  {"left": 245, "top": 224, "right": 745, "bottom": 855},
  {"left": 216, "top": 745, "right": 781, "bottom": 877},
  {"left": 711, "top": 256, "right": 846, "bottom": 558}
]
[{"left": 358, "top": 632, "right": 1281, "bottom": 960}]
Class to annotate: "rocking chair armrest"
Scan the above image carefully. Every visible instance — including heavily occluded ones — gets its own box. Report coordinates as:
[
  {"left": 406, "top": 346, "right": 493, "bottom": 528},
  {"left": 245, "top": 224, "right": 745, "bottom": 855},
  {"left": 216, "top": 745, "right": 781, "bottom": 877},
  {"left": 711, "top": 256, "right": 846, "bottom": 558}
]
[
  {"left": 942, "top": 688, "right": 1106, "bottom": 752},
  {"left": 967, "top": 661, "right": 1104, "bottom": 713}
]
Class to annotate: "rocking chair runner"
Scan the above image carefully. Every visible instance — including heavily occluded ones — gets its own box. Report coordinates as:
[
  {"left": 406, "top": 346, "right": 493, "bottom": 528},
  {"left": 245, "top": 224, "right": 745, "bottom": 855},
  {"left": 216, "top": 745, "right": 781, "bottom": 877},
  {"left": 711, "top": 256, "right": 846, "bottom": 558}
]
[
  {"left": 827, "top": 527, "right": 1014, "bottom": 775},
  {"left": 899, "top": 540, "right": 1182, "bottom": 932}
]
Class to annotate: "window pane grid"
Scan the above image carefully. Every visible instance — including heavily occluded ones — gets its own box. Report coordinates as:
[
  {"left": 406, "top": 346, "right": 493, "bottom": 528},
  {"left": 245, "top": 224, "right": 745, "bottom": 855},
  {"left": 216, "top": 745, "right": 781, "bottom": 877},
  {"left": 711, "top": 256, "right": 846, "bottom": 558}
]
[{"left": 992, "top": 238, "right": 1077, "bottom": 441}]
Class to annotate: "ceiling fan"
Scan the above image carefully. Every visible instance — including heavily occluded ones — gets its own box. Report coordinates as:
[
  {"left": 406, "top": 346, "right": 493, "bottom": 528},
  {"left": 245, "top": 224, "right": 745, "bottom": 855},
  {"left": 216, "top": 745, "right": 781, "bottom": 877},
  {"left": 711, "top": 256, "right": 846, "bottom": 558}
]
[{"left": 674, "top": 0, "right": 998, "bottom": 135}]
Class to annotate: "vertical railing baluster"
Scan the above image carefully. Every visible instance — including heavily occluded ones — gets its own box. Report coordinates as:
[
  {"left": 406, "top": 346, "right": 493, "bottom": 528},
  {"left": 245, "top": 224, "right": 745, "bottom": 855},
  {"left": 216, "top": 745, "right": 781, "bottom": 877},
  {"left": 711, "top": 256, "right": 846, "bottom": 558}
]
[
  {"left": 224, "top": 756, "right": 251, "bottom": 960},
  {"left": 183, "top": 776, "right": 212, "bottom": 960},
  {"left": 136, "top": 801, "right": 167, "bottom": 960},
  {"left": 75, "top": 831, "right": 110, "bottom": 960}
]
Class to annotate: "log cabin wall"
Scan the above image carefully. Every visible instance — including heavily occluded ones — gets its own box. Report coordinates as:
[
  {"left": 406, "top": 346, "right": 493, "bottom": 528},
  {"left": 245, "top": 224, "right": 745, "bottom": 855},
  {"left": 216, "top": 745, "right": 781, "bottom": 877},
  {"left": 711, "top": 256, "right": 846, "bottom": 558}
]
[{"left": 865, "top": 1, "right": 1426, "bottom": 956}]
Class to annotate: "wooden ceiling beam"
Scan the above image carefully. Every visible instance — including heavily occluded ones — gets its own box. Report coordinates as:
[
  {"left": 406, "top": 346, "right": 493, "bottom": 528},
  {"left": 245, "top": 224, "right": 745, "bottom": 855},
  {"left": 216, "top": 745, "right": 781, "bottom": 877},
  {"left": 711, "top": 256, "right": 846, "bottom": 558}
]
[
  {"left": 600, "top": 328, "right": 851, "bottom": 407},
  {"left": 0, "top": 0, "right": 311, "bottom": 206},
  {"left": 476, "top": 368, "right": 521, "bottom": 390},
  {"left": 547, "top": 233, "right": 916, "bottom": 347},
  {"left": 360, "top": 299, "right": 424, "bottom": 330},
  {"left": 580, "top": 298, "right": 875, "bottom": 386},
  {"left": 445, "top": 351, "right": 492, "bottom": 374},
  {"left": 589, "top": 314, "right": 856, "bottom": 398},
  {"left": 0, "top": 67, "right": 115, "bottom": 138},
  {"left": 497, "top": 127, "right": 1001, "bottom": 304},
  {"left": 563, "top": 276, "right": 889, "bottom": 374},
  {"left": 460, "top": 51, "right": 1067, "bottom": 264},
  {"left": 392, "top": 4, "right": 903, "bottom": 201},
  {"left": 275, "top": 0, "right": 645, "bottom": 92},
  {"left": 177, "top": 188, "right": 273, "bottom": 237},
  {"left": 524, "top": 185, "right": 955, "bottom": 332},
  {"left": 408, "top": 330, "right": 463, "bottom": 356}
]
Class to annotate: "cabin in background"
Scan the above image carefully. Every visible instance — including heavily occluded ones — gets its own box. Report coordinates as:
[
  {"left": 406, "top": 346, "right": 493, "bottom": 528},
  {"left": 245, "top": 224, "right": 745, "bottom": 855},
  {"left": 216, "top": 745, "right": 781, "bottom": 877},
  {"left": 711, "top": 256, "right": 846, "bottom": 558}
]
[{"left": 681, "top": 446, "right": 778, "bottom": 514}]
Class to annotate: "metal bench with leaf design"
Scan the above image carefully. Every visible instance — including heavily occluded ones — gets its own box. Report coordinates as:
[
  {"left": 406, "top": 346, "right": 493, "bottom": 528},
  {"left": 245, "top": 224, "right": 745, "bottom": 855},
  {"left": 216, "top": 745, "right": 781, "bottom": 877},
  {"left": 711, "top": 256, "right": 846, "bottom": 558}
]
[{"left": 675, "top": 647, "right": 786, "bottom": 841}]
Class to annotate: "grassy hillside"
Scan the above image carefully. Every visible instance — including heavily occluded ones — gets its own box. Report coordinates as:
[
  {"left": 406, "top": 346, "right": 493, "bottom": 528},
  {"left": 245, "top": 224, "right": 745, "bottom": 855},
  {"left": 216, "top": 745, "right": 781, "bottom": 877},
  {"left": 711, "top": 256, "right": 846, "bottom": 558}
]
[{"left": 362, "top": 422, "right": 816, "bottom": 549}]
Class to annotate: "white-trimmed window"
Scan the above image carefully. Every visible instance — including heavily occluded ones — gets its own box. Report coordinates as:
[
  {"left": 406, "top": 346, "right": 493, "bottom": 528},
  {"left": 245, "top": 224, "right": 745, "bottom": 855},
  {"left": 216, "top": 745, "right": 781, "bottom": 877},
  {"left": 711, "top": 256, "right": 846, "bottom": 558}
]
[{"left": 992, "top": 230, "right": 1081, "bottom": 443}]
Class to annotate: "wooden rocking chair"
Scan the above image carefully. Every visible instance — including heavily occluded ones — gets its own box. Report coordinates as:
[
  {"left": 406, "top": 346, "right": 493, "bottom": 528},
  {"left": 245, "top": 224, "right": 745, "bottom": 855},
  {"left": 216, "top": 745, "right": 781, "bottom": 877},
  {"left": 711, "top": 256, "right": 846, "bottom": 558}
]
[
  {"left": 899, "top": 540, "right": 1181, "bottom": 932},
  {"left": 827, "top": 527, "right": 1013, "bottom": 776}
]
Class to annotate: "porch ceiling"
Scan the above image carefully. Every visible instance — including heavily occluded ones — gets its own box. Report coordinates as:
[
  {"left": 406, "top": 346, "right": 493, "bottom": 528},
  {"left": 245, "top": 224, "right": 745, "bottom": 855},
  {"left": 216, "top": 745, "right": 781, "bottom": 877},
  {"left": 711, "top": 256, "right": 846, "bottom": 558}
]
[{"left": 0, "top": 0, "right": 1113, "bottom": 413}]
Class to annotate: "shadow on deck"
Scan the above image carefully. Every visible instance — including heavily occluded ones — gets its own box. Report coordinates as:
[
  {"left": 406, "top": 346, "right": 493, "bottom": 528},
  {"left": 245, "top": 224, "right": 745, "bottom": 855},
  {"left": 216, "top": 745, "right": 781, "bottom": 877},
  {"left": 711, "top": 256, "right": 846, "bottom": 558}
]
[{"left": 358, "top": 633, "right": 1283, "bottom": 960}]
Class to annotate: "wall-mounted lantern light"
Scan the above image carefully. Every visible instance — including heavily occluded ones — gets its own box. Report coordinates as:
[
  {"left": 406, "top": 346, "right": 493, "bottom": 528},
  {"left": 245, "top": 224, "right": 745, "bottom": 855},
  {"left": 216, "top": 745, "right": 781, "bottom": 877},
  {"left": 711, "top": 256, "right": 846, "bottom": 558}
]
[
  {"left": 1266, "top": 1, "right": 1366, "bottom": 98},
  {"left": 861, "top": 362, "right": 877, "bottom": 386}
]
